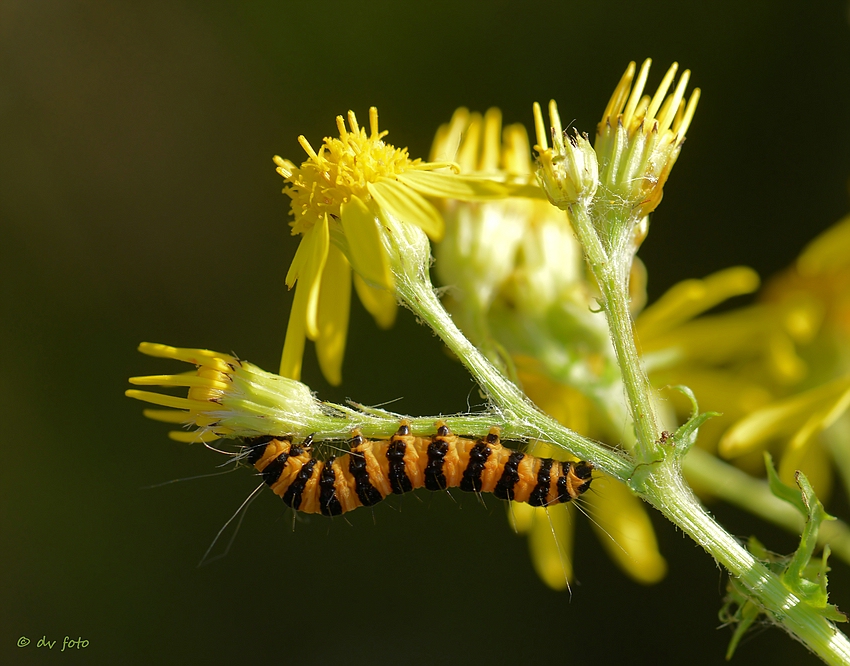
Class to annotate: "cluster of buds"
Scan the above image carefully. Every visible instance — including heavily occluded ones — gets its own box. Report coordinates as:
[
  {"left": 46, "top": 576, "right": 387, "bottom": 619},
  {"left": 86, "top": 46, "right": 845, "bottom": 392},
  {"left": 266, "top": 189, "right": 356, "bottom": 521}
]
[{"left": 534, "top": 60, "right": 700, "bottom": 253}]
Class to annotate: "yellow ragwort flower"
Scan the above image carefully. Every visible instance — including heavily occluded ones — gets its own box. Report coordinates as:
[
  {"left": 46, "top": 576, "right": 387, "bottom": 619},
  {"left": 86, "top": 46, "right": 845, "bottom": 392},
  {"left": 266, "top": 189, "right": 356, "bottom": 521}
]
[
  {"left": 595, "top": 59, "right": 700, "bottom": 218},
  {"left": 125, "top": 342, "right": 328, "bottom": 442},
  {"left": 276, "top": 107, "right": 525, "bottom": 386},
  {"left": 532, "top": 100, "right": 598, "bottom": 209},
  {"left": 531, "top": 60, "right": 699, "bottom": 268},
  {"left": 432, "top": 108, "right": 586, "bottom": 324},
  {"left": 634, "top": 250, "right": 844, "bottom": 502},
  {"left": 713, "top": 213, "right": 850, "bottom": 497}
]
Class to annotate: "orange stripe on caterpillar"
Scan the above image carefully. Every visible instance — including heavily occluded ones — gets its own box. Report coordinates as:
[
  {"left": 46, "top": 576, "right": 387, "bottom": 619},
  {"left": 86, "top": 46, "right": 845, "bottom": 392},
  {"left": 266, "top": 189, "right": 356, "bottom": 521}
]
[{"left": 243, "top": 422, "right": 593, "bottom": 516}]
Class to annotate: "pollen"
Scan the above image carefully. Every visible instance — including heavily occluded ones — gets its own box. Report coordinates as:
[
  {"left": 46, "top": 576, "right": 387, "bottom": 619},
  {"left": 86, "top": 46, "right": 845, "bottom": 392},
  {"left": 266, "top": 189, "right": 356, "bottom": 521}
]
[{"left": 276, "top": 107, "right": 424, "bottom": 235}]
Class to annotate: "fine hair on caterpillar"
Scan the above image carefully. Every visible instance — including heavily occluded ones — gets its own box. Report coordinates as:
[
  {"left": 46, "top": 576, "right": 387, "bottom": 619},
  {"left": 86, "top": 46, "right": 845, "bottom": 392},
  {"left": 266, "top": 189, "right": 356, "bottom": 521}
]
[{"left": 243, "top": 421, "right": 594, "bottom": 517}]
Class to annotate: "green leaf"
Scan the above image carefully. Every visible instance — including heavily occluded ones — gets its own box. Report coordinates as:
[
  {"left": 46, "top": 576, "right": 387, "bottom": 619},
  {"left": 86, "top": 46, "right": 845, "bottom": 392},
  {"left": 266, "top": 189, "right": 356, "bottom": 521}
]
[
  {"left": 724, "top": 598, "right": 761, "bottom": 661},
  {"left": 763, "top": 452, "right": 807, "bottom": 516},
  {"left": 667, "top": 385, "right": 719, "bottom": 456},
  {"left": 721, "top": 472, "right": 846, "bottom": 657}
]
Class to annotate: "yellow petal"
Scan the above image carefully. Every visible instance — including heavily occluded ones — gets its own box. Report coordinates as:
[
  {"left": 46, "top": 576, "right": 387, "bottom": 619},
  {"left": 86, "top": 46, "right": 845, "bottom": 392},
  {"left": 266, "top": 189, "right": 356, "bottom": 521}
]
[
  {"left": 454, "top": 112, "right": 484, "bottom": 171},
  {"left": 629, "top": 255, "right": 648, "bottom": 314},
  {"left": 584, "top": 475, "right": 667, "bottom": 584},
  {"left": 339, "top": 195, "right": 393, "bottom": 291},
  {"left": 137, "top": 342, "right": 237, "bottom": 369},
  {"left": 398, "top": 170, "right": 544, "bottom": 202},
  {"left": 168, "top": 430, "right": 223, "bottom": 443},
  {"left": 353, "top": 273, "right": 397, "bottom": 329},
  {"left": 798, "top": 213, "right": 850, "bottom": 275},
  {"left": 636, "top": 266, "right": 760, "bottom": 340},
  {"left": 479, "top": 107, "right": 502, "bottom": 173},
  {"left": 779, "top": 415, "right": 834, "bottom": 500},
  {"left": 367, "top": 178, "right": 445, "bottom": 241},
  {"left": 719, "top": 375, "right": 850, "bottom": 457},
  {"left": 641, "top": 300, "right": 816, "bottom": 383},
  {"left": 429, "top": 107, "right": 470, "bottom": 163},
  {"left": 315, "top": 245, "right": 352, "bottom": 386},
  {"left": 285, "top": 216, "right": 329, "bottom": 289},
  {"left": 285, "top": 218, "right": 330, "bottom": 339},
  {"left": 501, "top": 123, "right": 533, "bottom": 175},
  {"left": 508, "top": 500, "right": 535, "bottom": 533},
  {"left": 128, "top": 373, "right": 229, "bottom": 391},
  {"left": 279, "top": 278, "right": 310, "bottom": 380},
  {"left": 653, "top": 368, "right": 774, "bottom": 453},
  {"left": 124, "top": 389, "right": 211, "bottom": 412},
  {"left": 142, "top": 409, "right": 193, "bottom": 424},
  {"left": 527, "top": 504, "right": 574, "bottom": 590}
]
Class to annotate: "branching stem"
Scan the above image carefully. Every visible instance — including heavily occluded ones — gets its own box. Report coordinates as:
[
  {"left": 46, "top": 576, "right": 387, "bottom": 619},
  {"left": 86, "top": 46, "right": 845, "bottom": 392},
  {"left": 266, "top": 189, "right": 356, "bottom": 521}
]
[{"left": 390, "top": 206, "right": 850, "bottom": 664}]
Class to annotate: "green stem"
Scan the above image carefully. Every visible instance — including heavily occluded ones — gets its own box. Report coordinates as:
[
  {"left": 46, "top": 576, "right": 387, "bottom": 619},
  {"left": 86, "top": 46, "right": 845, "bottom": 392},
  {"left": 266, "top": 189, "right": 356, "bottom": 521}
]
[
  {"left": 393, "top": 267, "right": 634, "bottom": 481},
  {"left": 683, "top": 447, "right": 850, "bottom": 564},
  {"left": 566, "top": 204, "right": 659, "bottom": 459},
  {"left": 323, "top": 407, "right": 593, "bottom": 445},
  {"left": 390, "top": 214, "right": 850, "bottom": 663},
  {"left": 645, "top": 460, "right": 850, "bottom": 665},
  {"left": 563, "top": 202, "right": 850, "bottom": 663}
]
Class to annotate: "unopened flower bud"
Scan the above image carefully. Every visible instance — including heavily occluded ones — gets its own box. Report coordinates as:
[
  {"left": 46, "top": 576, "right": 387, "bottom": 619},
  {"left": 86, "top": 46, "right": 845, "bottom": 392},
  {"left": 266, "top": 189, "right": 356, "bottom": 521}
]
[{"left": 533, "top": 100, "right": 599, "bottom": 208}]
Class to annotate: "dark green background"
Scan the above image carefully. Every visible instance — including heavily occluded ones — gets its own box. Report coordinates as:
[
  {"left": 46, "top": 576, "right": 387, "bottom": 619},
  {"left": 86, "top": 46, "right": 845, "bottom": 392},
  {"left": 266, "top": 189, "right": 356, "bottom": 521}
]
[{"left": 3, "top": 1, "right": 850, "bottom": 664}]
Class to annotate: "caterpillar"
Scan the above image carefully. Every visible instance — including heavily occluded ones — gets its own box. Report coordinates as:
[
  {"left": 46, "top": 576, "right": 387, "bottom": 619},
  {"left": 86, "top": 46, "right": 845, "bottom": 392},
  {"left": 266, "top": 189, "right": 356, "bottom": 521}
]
[{"left": 243, "top": 422, "right": 593, "bottom": 516}]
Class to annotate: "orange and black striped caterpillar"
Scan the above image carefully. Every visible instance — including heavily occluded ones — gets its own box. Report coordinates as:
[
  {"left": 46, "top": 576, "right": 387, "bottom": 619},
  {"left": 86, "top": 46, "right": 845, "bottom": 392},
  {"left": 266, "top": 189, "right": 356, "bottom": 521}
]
[{"left": 243, "top": 422, "right": 593, "bottom": 516}]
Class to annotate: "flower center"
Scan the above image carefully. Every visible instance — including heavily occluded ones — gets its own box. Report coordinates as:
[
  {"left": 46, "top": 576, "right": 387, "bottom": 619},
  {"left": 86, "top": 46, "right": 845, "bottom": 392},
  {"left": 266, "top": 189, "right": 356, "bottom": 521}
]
[{"left": 276, "top": 108, "right": 420, "bottom": 235}]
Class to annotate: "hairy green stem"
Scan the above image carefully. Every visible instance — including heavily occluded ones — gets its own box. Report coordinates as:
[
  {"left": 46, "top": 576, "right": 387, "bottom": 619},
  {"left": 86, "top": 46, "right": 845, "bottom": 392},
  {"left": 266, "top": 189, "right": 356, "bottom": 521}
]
[
  {"left": 391, "top": 213, "right": 850, "bottom": 663},
  {"left": 683, "top": 447, "right": 850, "bottom": 564},
  {"left": 320, "top": 407, "right": 596, "bottom": 445},
  {"left": 566, "top": 204, "right": 659, "bottom": 459},
  {"left": 646, "top": 459, "right": 850, "bottom": 665},
  {"left": 563, "top": 202, "right": 850, "bottom": 663}
]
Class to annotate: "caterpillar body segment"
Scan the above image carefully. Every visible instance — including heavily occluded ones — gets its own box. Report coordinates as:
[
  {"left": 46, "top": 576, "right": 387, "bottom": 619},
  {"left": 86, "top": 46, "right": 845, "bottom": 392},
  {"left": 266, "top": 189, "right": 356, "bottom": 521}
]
[{"left": 245, "top": 423, "right": 593, "bottom": 516}]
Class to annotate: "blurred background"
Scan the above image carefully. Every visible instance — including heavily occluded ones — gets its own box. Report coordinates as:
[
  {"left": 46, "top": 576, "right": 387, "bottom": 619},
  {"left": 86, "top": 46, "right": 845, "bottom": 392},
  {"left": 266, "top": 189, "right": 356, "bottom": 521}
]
[{"left": 3, "top": 1, "right": 850, "bottom": 663}]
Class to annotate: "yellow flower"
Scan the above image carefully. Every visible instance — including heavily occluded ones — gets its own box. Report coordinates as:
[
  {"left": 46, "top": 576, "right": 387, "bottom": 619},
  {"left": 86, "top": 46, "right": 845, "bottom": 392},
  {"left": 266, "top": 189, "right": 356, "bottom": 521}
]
[
  {"left": 595, "top": 59, "right": 700, "bottom": 218},
  {"left": 633, "top": 212, "right": 850, "bottom": 509},
  {"left": 532, "top": 60, "right": 699, "bottom": 264},
  {"left": 276, "top": 107, "right": 527, "bottom": 385},
  {"left": 713, "top": 214, "right": 850, "bottom": 497},
  {"left": 430, "top": 106, "right": 667, "bottom": 588},
  {"left": 532, "top": 100, "right": 598, "bottom": 208},
  {"left": 125, "top": 342, "right": 328, "bottom": 442},
  {"left": 429, "top": 62, "right": 698, "bottom": 587},
  {"left": 432, "top": 108, "right": 587, "bottom": 339}
]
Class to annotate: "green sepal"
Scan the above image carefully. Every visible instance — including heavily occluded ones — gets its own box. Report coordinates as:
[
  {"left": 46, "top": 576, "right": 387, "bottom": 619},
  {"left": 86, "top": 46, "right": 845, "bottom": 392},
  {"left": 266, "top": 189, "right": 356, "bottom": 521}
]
[
  {"left": 763, "top": 451, "right": 807, "bottom": 515},
  {"left": 778, "top": 468, "right": 846, "bottom": 623}
]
